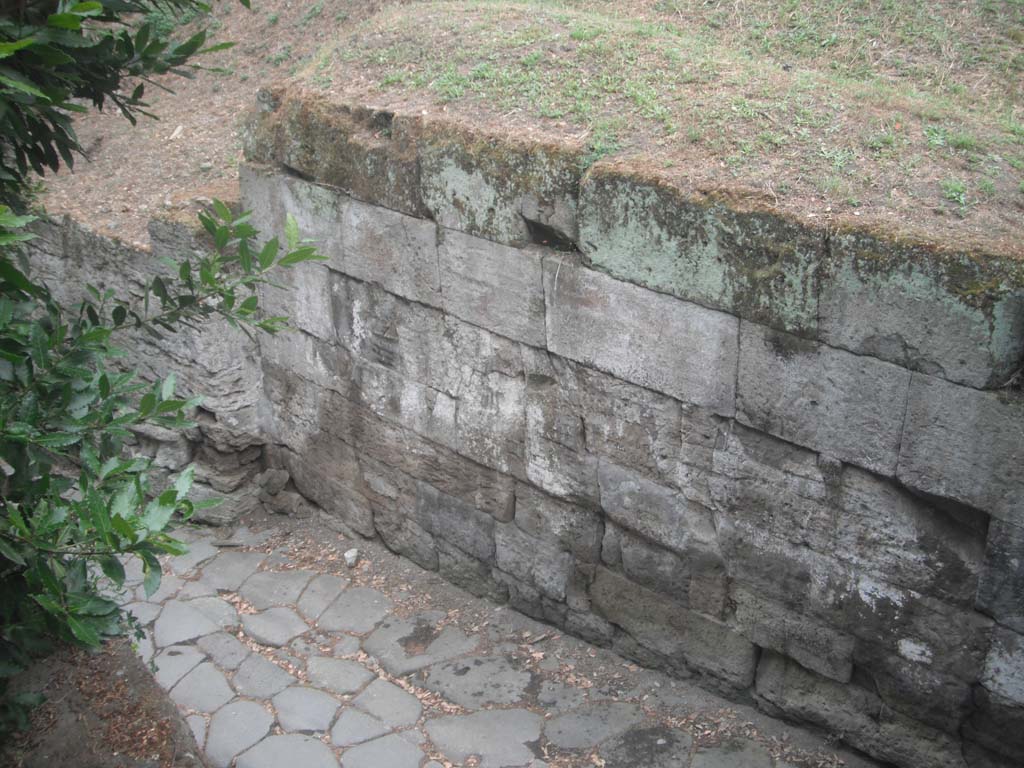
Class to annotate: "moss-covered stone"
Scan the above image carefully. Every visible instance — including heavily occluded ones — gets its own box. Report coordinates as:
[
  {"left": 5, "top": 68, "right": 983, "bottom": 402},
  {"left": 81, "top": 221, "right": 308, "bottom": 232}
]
[{"left": 578, "top": 163, "right": 823, "bottom": 337}]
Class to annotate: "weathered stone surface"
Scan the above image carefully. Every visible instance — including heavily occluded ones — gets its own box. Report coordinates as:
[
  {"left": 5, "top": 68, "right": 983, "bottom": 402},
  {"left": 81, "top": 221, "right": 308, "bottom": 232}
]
[
  {"left": 598, "top": 461, "right": 717, "bottom": 559},
  {"left": 420, "top": 656, "right": 533, "bottom": 709},
  {"left": 598, "top": 725, "right": 693, "bottom": 768},
  {"left": 495, "top": 523, "right": 573, "bottom": 601},
  {"left": 240, "top": 570, "right": 315, "bottom": 610},
  {"left": 331, "top": 709, "right": 390, "bottom": 747},
  {"left": 170, "top": 662, "right": 234, "bottom": 713},
  {"left": 544, "top": 255, "right": 739, "bottom": 413},
  {"left": 154, "top": 600, "right": 220, "bottom": 647},
  {"left": 273, "top": 686, "right": 340, "bottom": 733},
  {"left": 691, "top": 739, "right": 772, "bottom": 768},
  {"left": 437, "top": 539, "right": 509, "bottom": 602},
  {"left": 756, "top": 651, "right": 967, "bottom": 768},
  {"left": 342, "top": 733, "right": 424, "bottom": 768},
  {"left": 977, "top": 520, "right": 1024, "bottom": 633},
  {"left": 154, "top": 645, "right": 205, "bottom": 689},
  {"left": 821, "top": 228, "right": 1024, "bottom": 388},
  {"left": 438, "top": 229, "right": 546, "bottom": 346},
  {"left": 197, "top": 632, "right": 250, "bottom": 671},
  {"left": 241, "top": 607, "right": 309, "bottom": 647},
  {"left": 363, "top": 612, "right": 478, "bottom": 676},
  {"left": 233, "top": 654, "right": 296, "bottom": 698},
  {"left": 297, "top": 574, "right": 348, "bottom": 622},
  {"left": 206, "top": 700, "right": 274, "bottom": 768},
  {"left": 185, "top": 596, "right": 240, "bottom": 629},
  {"left": 897, "top": 374, "right": 1024, "bottom": 525},
  {"left": 318, "top": 587, "right": 393, "bottom": 633},
  {"left": 425, "top": 709, "right": 544, "bottom": 768},
  {"left": 514, "top": 483, "right": 603, "bottom": 564},
  {"left": 591, "top": 568, "right": 757, "bottom": 689},
  {"left": 170, "top": 539, "right": 219, "bottom": 575},
  {"left": 736, "top": 321, "right": 910, "bottom": 475},
  {"left": 124, "top": 601, "right": 161, "bottom": 626},
  {"left": 202, "top": 552, "right": 266, "bottom": 592},
  {"left": 416, "top": 481, "right": 496, "bottom": 562},
  {"left": 419, "top": 127, "right": 583, "bottom": 245},
  {"left": 981, "top": 627, "right": 1024, "bottom": 705},
  {"left": 306, "top": 657, "right": 375, "bottom": 695},
  {"left": 544, "top": 702, "right": 644, "bottom": 749},
  {"left": 236, "top": 733, "right": 339, "bottom": 768},
  {"left": 352, "top": 679, "right": 422, "bottom": 727},
  {"left": 965, "top": 684, "right": 1024, "bottom": 762},
  {"left": 579, "top": 167, "right": 822, "bottom": 335},
  {"left": 186, "top": 715, "right": 206, "bottom": 749}
]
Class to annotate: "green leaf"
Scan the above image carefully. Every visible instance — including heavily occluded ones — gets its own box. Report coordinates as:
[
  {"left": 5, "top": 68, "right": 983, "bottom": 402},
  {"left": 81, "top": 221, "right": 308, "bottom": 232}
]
[
  {"left": 278, "top": 246, "right": 326, "bottom": 267},
  {"left": 161, "top": 372, "right": 176, "bottom": 400},
  {"left": 0, "top": 536, "right": 25, "bottom": 566},
  {"left": 67, "top": 616, "right": 100, "bottom": 646},
  {"left": 0, "top": 38, "right": 35, "bottom": 60},
  {"left": 98, "top": 555, "right": 125, "bottom": 586},
  {"left": 258, "top": 237, "right": 279, "bottom": 270},
  {"left": 173, "top": 464, "right": 194, "bottom": 498},
  {"left": 285, "top": 214, "right": 299, "bottom": 250},
  {"left": 141, "top": 552, "right": 162, "bottom": 598}
]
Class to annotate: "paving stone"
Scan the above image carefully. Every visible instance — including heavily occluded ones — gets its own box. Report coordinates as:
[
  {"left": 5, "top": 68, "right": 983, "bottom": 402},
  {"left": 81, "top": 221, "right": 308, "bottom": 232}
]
[
  {"left": 420, "top": 655, "right": 533, "bottom": 708},
  {"left": 170, "top": 662, "right": 234, "bottom": 713},
  {"left": 240, "top": 569, "right": 316, "bottom": 609},
  {"left": 154, "top": 645, "right": 206, "bottom": 689},
  {"left": 353, "top": 678, "right": 422, "bottom": 727},
  {"left": 206, "top": 700, "right": 274, "bottom": 768},
  {"left": 178, "top": 580, "right": 218, "bottom": 599},
  {"left": 233, "top": 653, "right": 296, "bottom": 698},
  {"left": 223, "top": 526, "right": 274, "bottom": 548},
  {"left": 307, "top": 657, "right": 375, "bottom": 695},
  {"left": 536, "top": 680, "right": 587, "bottom": 712},
  {"left": 298, "top": 574, "right": 348, "bottom": 621},
  {"left": 185, "top": 595, "right": 239, "bottom": 628},
  {"left": 197, "top": 632, "right": 250, "bottom": 671},
  {"left": 241, "top": 607, "right": 309, "bottom": 646},
  {"left": 123, "top": 601, "right": 162, "bottom": 626},
  {"left": 691, "top": 738, "right": 772, "bottom": 768},
  {"left": 186, "top": 714, "right": 206, "bottom": 749},
  {"left": 332, "top": 635, "right": 361, "bottom": 656},
  {"left": 317, "top": 587, "right": 393, "bottom": 633},
  {"left": 154, "top": 600, "right": 220, "bottom": 647},
  {"left": 426, "top": 709, "right": 544, "bottom": 768},
  {"left": 236, "top": 734, "right": 339, "bottom": 768},
  {"left": 364, "top": 611, "right": 478, "bottom": 675},
  {"left": 171, "top": 539, "right": 220, "bottom": 575},
  {"left": 544, "top": 702, "right": 644, "bottom": 749},
  {"left": 342, "top": 733, "right": 424, "bottom": 768},
  {"left": 598, "top": 724, "right": 693, "bottom": 768},
  {"left": 331, "top": 709, "right": 391, "bottom": 747},
  {"left": 145, "top": 573, "right": 184, "bottom": 603},
  {"left": 134, "top": 632, "right": 155, "bottom": 665},
  {"left": 202, "top": 552, "right": 266, "bottom": 591},
  {"left": 273, "top": 686, "right": 340, "bottom": 733}
]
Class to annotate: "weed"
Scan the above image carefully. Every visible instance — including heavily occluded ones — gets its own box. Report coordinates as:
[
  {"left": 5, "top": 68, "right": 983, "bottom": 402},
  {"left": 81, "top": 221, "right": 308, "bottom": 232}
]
[
  {"left": 571, "top": 26, "right": 604, "bottom": 42},
  {"left": 978, "top": 178, "right": 996, "bottom": 197},
  {"left": 301, "top": 3, "right": 324, "bottom": 25},
  {"left": 941, "top": 178, "right": 968, "bottom": 206},
  {"left": 434, "top": 66, "right": 469, "bottom": 101},
  {"left": 521, "top": 51, "right": 542, "bottom": 68},
  {"left": 949, "top": 132, "right": 980, "bottom": 152},
  {"left": 267, "top": 12, "right": 278, "bottom": 25},
  {"left": 584, "top": 120, "right": 622, "bottom": 164},
  {"left": 267, "top": 44, "right": 292, "bottom": 67},
  {"left": 924, "top": 125, "right": 947, "bottom": 149}
]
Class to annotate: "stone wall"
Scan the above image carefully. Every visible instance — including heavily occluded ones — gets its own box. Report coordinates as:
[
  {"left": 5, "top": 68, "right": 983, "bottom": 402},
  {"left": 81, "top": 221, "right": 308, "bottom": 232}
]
[{"left": 237, "top": 91, "right": 1024, "bottom": 768}]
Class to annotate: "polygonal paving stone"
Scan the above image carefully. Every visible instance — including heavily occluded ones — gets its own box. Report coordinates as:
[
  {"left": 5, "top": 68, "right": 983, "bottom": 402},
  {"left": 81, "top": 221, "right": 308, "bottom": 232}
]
[
  {"left": 536, "top": 680, "right": 587, "bottom": 712},
  {"left": 186, "top": 714, "right": 206, "bottom": 749},
  {"left": 364, "top": 611, "right": 478, "bottom": 675},
  {"left": 691, "top": 738, "right": 772, "bottom": 768},
  {"left": 599, "top": 725, "right": 693, "bottom": 768},
  {"left": 171, "top": 539, "right": 220, "bottom": 575},
  {"left": 306, "top": 657, "right": 375, "bottom": 695},
  {"left": 545, "top": 702, "right": 644, "bottom": 750},
  {"left": 178, "top": 580, "right": 217, "bottom": 599},
  {"left": 154, "top": 645, "right": 205, "bottom": 689},
  {"left": 123, "top": 601, "right": 161, "bottom": 626},
  {"left": 222, "top": 526, "right": 273, "bottom": 548},
  {"left": 352, "top": 679, "right": 422, "bottom": 728},
  {"left": 331, "top": 709, "right": 391, "bottom": 747},
  {"left": 272, "top": 686, "right": 340, "bottom": 733},
  {"left": 333, "top": 635, "right": 361, "bottom": 656},
  {"left": 297, "top": 574, "right": 348, "bottom": 621},
  {"left": 170, "top": 662, "right": 234, "bottom": 713},
  {"left": 145, "top": 573, "right": 184, "bottom": 603},
  {"left": 232, "top": 653, "right": 296, "bottom": 698},
  {"left": 240, "top": 569, "right": 316, "bottom": 609},
  {"left": 426, "top": 709, "right": 544, "bottom": 768},
  {"left": 342, "top": 733, "right": 424, "bottom": 768},
  {"left": 317, "top": 587, "right": 393, "bottom": 633},
  {"left": 197, "top": 632, "right": 250, "bottom": 671},
  {"left": 154, "top": 600, "right": 220, "bottom": 647},
  {"left": 185, "top": 595, "right": 239, "bottom": 628},
  {"left": 236, "top": 734, "right": 339, "bottom": 768},
  {"left": 206, "top": 700, "right": 274, "bottom": 768},
  {"left": 202, "top": 552, "right": 265, "bottom": 591},
  {"left": 241, "top": 606, "right": 309, "bottom": 646},
  {"left": 419, "top": 655, "right": 533, "bottom": 708},
  {"left": 134, "top": 632, "right": 155, "bottom": 665}
]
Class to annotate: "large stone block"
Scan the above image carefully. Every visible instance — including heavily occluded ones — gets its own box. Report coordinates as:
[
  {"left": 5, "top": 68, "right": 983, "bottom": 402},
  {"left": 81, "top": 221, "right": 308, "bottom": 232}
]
[
  {"left": 513, "top": 483, "right": 603, "bottom": 563},
  {"left": 897, "top": 374, "right": 1024, "bottom": 525},
  {"left": 579, "top": 165, "right": 823, "bottom": 336},
  {"left": 602, "top": 523, "right": 690, "bottom": 600},
  {"left": 544, "top": 255, "right": 739, "bottom": 414},
  {"left": 259, "top": 261, "right": 336, "bottom": 342},
  {"left": 977, "top": 520, "right": 1024, "bottom": 633},
  {"left": 419, "top": 125, "right": 584, "bottom": 246},
  {"left": 981, "top": 626, "right": 1024, "bottom": 706},
  {"left": 965, "top": 684, "right": 1024, "bottom": 763},
  {"left": 755, "top": 651, "right": 968, "bottom": 768},
  {"left": 438, "top": 229, "right": 546, "bottom": 346},
  {"left": 821, "top": 228, "right": 1024, "bottom": 388},
  {"left": 597, "top": 461, "right": 718, "bottom": 559},
  {"left": 436, "top": 539, "right": 508, "bottom": 603},
  {"left": 495, "top": 523, "right": 573, "bottom": 601},
  {"left": 416, "top": 481, "right": 496, "bottom": 563},
  {"left": 736, "top": 321, "right": 910, "bottom": 475}
]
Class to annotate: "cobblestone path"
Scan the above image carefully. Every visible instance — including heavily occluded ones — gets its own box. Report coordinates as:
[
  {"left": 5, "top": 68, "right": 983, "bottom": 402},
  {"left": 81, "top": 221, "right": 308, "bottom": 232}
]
[{"left": 121, "top": 517, "right": 877, "bottom": 768}]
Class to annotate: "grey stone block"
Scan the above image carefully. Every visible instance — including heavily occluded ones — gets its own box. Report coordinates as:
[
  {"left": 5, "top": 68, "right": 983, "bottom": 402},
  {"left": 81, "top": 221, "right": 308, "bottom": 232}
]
[
  {"left": 544, "top": 702, "right": 644, "bottom": 749},
  {"left": 821, "top": 229, "right": 1024, "bottom": 388},
  {"left": 438, "top": 229, "right": 546, "bottom": 346},
  {"left": 416, "top": 481, "right": 495, "bottom": 562},
  {"left": 273, "top": 686, "right": 340, "bottom": 733},
  {"left": 233, "top": 653, "right": 296, "bottom": 698},
  {"left": 185, "top": 596, "right": 239, "bottom": 629},
  {"left": 495, "top": 523, "right": 573, "bottom": 601},
  {"left": 981, "top": 626, "right": 1024, "bottom": 706},
  {"left": 201, "top": 552, "right": 266, "bottom": 591},
  {"left": 241, "top": 607, "right": 309, "bottom": 647},
  {"left": 897, "top": 374, "right": 1024, "bottom": 525},
  {"left": 206, "top": 700, "right": 274, "bottom": 768},
  {"left": 170, "top": 662, "right": 234, "bottom": 713},
  {"left": 544, "top": 255, "right": 739, "bottom": 413},
  {"left": 306, "top": 657, "right": 375, "bottom": 695},
  {"left": 236, "top": 734, "right": 339, "bottom": 768},
  {"left": 240, "top": 570, "right": 316, "bottom": 610},
  {"left": 318, "top": 586, "right": 394, "bottom": 634},
  {"left": 736, "top": 321, "right": 910, "bottom": 475},
  {"left": 425, "top": 709, "right": 544, "bottom": 768},
  {"left": 297, "top": 574, "right": 348, "bottom": 621},
  {"left": 363, "top": 612, "right": 479, "bottom": 676},
  {"left": 514, "top": 483, "right": 603, "bottom": 564},
  {"left": 598, "top": 725, "right": 693, "bottom": 768},
  {"left": 598, "top": 461, "right": 718, "bottom": 559},
  {"left": 154, "top": 600, "right": 220, "bottom": 647},
  {"left": 197, "top": 632, "right": 250, "bottom": 671},
  {"left": 331, "top": 708, "right": 390, "bottom": 747},
  {"left": 154, "top": 645, "right": 205, "bottom": 689},
  {"left": 342, "top": 733, "right": 424, "bottom": 768},
  {"left": 977, "top": 520, "right": 1024, "bottom": 633},
  {"left": 436, "top": 539, "right": 508, "bottom": 603},
  {"left": 419, "top": 656, "right": 533, "bottom": 709},
  {"left": 353, "top": 678, "right": 422, "bottom": 728},
  {"left": 691, "top": 739, "right": 772, "bottom": 768},
  {"left": 186, "top": 714, "right": 206, "bottom": 750}
]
